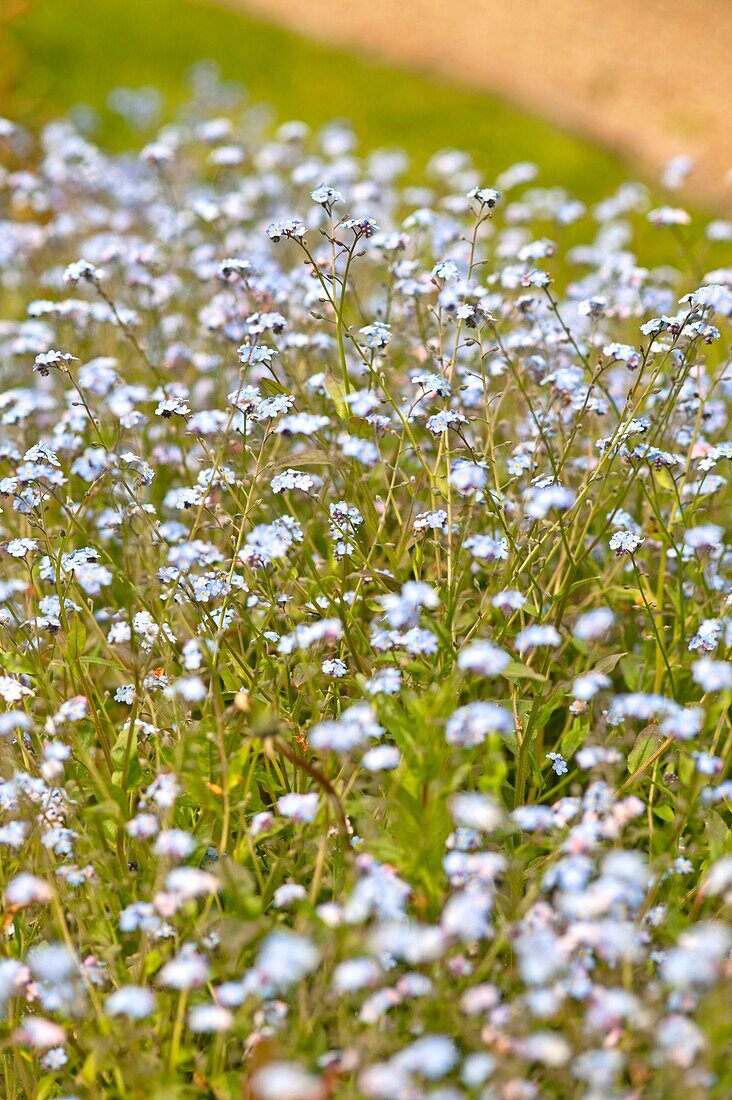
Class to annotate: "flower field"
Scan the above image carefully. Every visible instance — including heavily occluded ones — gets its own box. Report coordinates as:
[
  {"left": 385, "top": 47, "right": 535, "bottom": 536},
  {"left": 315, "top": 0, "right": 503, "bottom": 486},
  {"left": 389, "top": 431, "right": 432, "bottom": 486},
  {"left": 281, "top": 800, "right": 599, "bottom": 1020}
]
[{"left": 0, "top": 78, "right": 731, "bottom": 1099}]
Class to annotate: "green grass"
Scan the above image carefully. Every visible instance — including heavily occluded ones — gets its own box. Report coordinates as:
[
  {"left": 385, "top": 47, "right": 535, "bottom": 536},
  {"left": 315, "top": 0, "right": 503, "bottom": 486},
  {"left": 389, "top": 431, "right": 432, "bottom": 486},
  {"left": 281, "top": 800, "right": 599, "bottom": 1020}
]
[{"left": 3, "top": 0, "right": 633, "bottom": 199}]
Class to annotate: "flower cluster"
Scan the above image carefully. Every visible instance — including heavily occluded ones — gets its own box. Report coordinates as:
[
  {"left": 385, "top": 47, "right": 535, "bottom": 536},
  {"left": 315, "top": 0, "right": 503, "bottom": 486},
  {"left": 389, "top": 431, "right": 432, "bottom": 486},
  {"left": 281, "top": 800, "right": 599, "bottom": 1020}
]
[{"left": 0, "top": 79, "right": 730, "bottom": 1099}]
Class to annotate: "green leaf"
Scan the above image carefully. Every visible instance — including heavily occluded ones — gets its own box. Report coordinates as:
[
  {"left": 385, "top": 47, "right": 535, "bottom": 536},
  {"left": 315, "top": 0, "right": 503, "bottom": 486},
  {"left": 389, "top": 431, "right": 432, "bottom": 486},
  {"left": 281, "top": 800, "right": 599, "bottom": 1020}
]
[
  {"left": 593, "top": 651, "right": 627, "bottom": 675},
  {"left": 219, "top": 667, "right": 243, "bottom": 694},
  {"left": 86, "top": 796, "right": 125, "bottom": 822},
  {"left": 209, "top": 1072, "right": 247, "bottom": 1100},
  {"left": 620, "top": 655, "right": 642, "bottom": 692},
  {"left": 704, "top": 810, "right": 729, "bottom": 861},
  {"left": 36, "top": 1078, "right": 62, "bottom": 1100},
  {"left": 216, "top": 857, "right": 262, "bottom": 918},
  {"left": 111, "top": 724, "right": 141, "bottom": 789},
  {"left": 502, "top": 660, "right": 547, "bottom": 683},
  {"left": 82, "top": 655, "right": 128, "bottom": 672},
  {"left": 325, "top": 372, "right": 349, "bottom": 419},
  {"left": 560, "top": 719, "right": 588, "bottom": 758},
  {"left": 529, "top": 752, "right": 544, "bottom": 789},
  {"left": 143, "top": 948, "right": 164, "bottom": 979},
  {"left": 64, "top": 618, "right": 87, "bottom": 662},
  {"left": 268, "top": 448, "right": 330, "bottom": 472},
  {"left": 533, "top": 694, "right": 565, "bottom": 731},
  {"left": 627, "top": 723, "right": 664, "bottom": 775},
  {"left": 78, "top": 1050, "right": 100, "bottom": 1086},
  {"left": 0, "top": 653, "right": 36, "bottom": 676}
]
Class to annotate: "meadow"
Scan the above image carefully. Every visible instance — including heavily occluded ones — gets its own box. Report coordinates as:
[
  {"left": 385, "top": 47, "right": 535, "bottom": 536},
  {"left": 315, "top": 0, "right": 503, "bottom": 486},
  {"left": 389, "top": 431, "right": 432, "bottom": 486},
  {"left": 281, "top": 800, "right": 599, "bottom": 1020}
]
[{"left": 0, "top": 60, "right": 731, "bottom": 1100}]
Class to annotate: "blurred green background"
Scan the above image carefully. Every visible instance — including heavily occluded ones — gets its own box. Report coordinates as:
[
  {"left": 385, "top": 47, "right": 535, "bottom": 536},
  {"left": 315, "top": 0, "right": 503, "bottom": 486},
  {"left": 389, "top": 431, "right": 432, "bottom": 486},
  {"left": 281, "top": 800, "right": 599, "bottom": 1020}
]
[{"left": 2, "top": 0, "right": 635, "bottom": 199}]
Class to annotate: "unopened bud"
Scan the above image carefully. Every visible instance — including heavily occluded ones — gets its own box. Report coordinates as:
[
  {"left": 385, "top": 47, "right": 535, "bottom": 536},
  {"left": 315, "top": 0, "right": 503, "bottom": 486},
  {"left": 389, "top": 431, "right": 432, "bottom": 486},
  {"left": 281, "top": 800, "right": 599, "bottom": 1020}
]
[{"left": 234, "top": 690, "right": 251, "bottom": 713}]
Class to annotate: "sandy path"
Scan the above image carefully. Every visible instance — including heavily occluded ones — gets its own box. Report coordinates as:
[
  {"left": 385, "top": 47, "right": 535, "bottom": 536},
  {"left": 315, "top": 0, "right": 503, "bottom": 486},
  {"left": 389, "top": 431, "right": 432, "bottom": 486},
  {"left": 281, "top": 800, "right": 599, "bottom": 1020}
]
[{"left": 216, "top": 0, "right": 732, "bottom": 206}]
